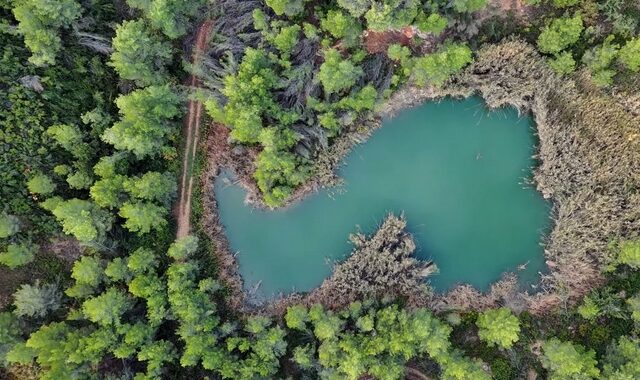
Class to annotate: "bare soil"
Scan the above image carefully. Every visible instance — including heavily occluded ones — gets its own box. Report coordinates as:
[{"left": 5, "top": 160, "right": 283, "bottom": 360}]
[{"left": 175, "top": 20, "right": 214, "bottom": 239}]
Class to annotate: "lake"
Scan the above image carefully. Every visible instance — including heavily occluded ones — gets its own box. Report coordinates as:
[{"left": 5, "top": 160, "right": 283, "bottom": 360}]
[{"left": 214, "top": 96, "right": 551, "bottom": 300}]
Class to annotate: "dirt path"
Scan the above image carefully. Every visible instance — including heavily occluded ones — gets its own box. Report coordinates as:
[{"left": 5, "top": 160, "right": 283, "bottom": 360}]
[{"left": 176, "top": 20, "right": 213, "bottom": 238}]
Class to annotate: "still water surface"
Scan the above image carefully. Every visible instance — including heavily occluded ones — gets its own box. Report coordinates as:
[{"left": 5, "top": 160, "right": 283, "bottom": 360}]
[{"left": 214, "top": 97, "right": 551, "bottom": 300}]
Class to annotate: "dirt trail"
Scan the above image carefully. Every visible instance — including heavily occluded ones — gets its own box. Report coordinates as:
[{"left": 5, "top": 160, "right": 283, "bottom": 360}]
[{"left": 176, "top": 20, "right": 213, "bottom": 238}]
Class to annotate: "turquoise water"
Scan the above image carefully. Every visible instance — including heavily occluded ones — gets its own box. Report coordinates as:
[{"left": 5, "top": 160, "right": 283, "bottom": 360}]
[{"left": 214, "top": 97, "right": 551, "bottom": 300}]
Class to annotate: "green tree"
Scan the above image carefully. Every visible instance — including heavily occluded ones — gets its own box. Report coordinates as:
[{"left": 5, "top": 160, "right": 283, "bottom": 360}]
[
  {"left": 0, "top": 214, "right": 20, "bottom": 238},
  {"left": 0, "top": 312, "right": 21, "bottom": 366},
  {"left": 119, "top": 201, "right": 168, "bottom": 234},
  {"left": 82, "top": 288, "right": 132, "bottom": 326},
  {"left": 602, "top": 336, "right": 640, "bottom": 379},
  {"left": 90, "top": 175, "right": 126, "bottom": 209},
  {"left": 627, "top": 294, "right": 640, "bottom": 323},
  {"left": 551, "top": 0, "right": 579, "bottom": 7},
  {"left": 50, "top": 199, "right": 112, "bottom": 243},
  {"left": 618, "top": 37, "right": 640, "bottom": 72},
  {"left": 0, "top": 242, "right": 37, "bottom": 269},
  {"left": 412, "top": 43, "right": 473, "bottom": 87},
  {"left": 46, "top": 124, "right": 90, "bottom": 161},
  {"left": 167, "top": 235, "right": 199, "bottom": 260},
  {"left": 265, "top": 0, "right": 306, "bottom": 17},
  {"left": 12, "top": 282, "right": 61, "bottom": 318},
  {"left": 127, "top": 0, "right": 205, "bottom": 39},
  {"left": 272, "top": 24, "right": 301, "bottom": 55},
  {"left": 616, "top": 239, "right": 640, "bottom": 269},
  {"left": 537, "top": 15, "right": 583, "bottom": 55},
  {"left": 66, "top": 170, "right": 93, "bottom": 190},
  {"left": 102, "top": 85, "right": 181, "bottom": 158},
  {"left": 439, "top": 352, "right": 492, "bottom": 380},
  {"left": 577, "top": 296, "right": 601, "bottom": 321},
  {"left": 318, "top": 49, "right": 363, "bottom": 95},
  {"left": 365, "top": 0, "right": 419, "bottom": 31},
  {"left": 416, "top": 13, "right": 447, "bottom": 35},
  {"left": 582, "top": 36, "right": 619, "bottom": 87},
  {"left": 12, "top": 0, "right": 82, "bottom": 66},
  {"left": 67, "top": 255, "right": 104, "bottom": 294},
  {"left": 124, "top": 172, "right": 177, "bottom": 204},
  {"left": 337, "top": 0, "right": 371, "bottom": 17},
  {"left": 548, "top": 51, "right": 576, "bottom": 75},
  {"left": 476, "top": 308, "right": 520, "bottom": 349},
  {"left": 27, "top": 173, "right": 55, "bottom": 195},
  {"left": 540, "top": 338, "right": 600, "bottom": 380},
  {"left": 285, "top": 305, "right": 309, "bottom": 330},
  {"left": 105, "top": 257, "right": 132, "bottom": 283},
  {"left": 452, "top": 0, "right": 487, "bottom": 13},
  {"left": 321, "top": 10, "right": 361, "bottom": 46},
  {"left": 137, "top": 340, "right": 177, "bottom": 378},
  {"left": 109, "top": 20, "right": 173, "bottom": 86}
]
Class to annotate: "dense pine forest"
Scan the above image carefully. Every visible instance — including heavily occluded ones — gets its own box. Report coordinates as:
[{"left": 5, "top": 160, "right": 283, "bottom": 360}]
[{"left": 1, "top": 0, "right": 640, "bottom": 379}]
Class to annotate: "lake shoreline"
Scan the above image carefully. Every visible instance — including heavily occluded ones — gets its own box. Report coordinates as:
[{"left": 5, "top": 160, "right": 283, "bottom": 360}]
[{"left": 200, "top": 40, "right": 639, "bottom": 317}]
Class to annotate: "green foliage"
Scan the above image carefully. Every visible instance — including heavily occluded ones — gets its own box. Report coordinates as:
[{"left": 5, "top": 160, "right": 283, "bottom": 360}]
[
  {"left": 537, "top": 15, "right": 583, "bottom": 55},
  {"left": 616, "top": 239, "right": 640, "bottom": 269},
  {"left": 123, "top": 171, "right": 177, "bottom": 205},
  {"left": 582, "top": 36, "right": 619, "bottom": 87},
  {"left": 12, "top": 282, "right": 61, "bottom": 318},
  {"left": 50, "top": 199, "right": 112, "bottom": 243},
  {"left": 119, "top": 201, "right": 168, "bottom": 234},
  {"left": 286, "top": 305, "right": 309, "bottom": 330},
  {"left": 337, "top": 0, "right": 371, "bottom": 18},
  {"left": 627, "top": 294, "right": 640, "bottom": 323},
  {"left": 318, "top": 49, "right": 363, "bottom": 95},
  {"left": 416, "top": 13, "right": 447, "bottom": 35},
  {"left": 364, "top": 0, "right": 419, "bottom": 31},
  {"left": 273, "top": 24, "right": 301, "bottom": 55},
  {"left": 109, "top": 20, "right": 173, "bottom": 86},
  {"left": 618, "top": 38, "right": 640, "bottom": 72},
  {"left": 127, "top": 0, "right": 205, "bottom": 39},
  {"left": 27, "top": 173, "right": 55, "bottom": 195},
  {"left": 439, "top": 352, "right": 492, "bottom": 380},
  {"left": 66, "top": 255, "right": 104, "bottom": 298},
  {"left": 82, "top": 288, "right": 132, "bottom": 326},
  {"left": 602, "top": 336, "right": 640, "bottom": 379},
  {"left": 12, "top": 0, "right": 82, "bottom": 66},
  {"left": 105, "top": 257, "right": 131, "bottom": 283},
  {"left": 0, "top": 242, "right": 37, "bottom": 269},
  {"left": 452, "top": 0, "right": 488, "bottom": 13},
  {"left": 552, "top": 0, "right": 579, "bottom": 8},
  {"left": 577, "top": 296, "right": 601, "bottom": 321},
  {"left": 540, "top": 338, "right": 600, "bottom": 380},
  {"left": 0, "top": 312, "right": 21, "bottom": 366},
  {"left": 412, "top": 43, "right": 473, "bottom": 87},
  {"left": 265, "top": 0, "right": 306, "bottom": 17},
  {"left": 0, "top": 214, "right": 20, "bottom": 238},
  {"left": 548, "top": 51, "right": 576, "bottom": 75},
  {"left": 476, "top": 307, "right": 520, "bottom": 349},
  {"left": 46, "top": 124, "right": 90, "bottom": 161},
  {"left": 102, "top": 85, "right": 181, "bottom": 158},
  {"left": 90, "top": 175, "right": 126, "bottom": 209},
  {"left": 321, "top": 10, "right": 361, "bottom": 46},
  {"left": 167, "top": 235, "right": 199, "bottom": 260},
  {"left": 66, "top": 170, "right": 93, "bottom": 190}
]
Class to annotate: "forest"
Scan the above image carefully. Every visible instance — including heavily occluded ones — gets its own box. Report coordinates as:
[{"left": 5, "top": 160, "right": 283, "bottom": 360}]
[{"left": 0, "top": 0, "right": 640, "bottom": 379}]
